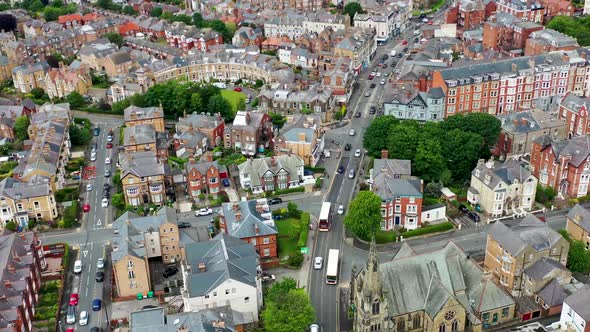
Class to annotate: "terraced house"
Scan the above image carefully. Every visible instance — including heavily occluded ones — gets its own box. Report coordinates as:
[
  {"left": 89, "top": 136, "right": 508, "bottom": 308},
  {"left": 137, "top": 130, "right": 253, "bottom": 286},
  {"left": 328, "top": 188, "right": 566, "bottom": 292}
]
[
  {"left": 185, "top": 158, "right": 227, "bottom": 202},
  {"left": 14, "top": 103, "right": 71, "bottom": 192},
  {"left": 238, "top": 155, "right": 304, "bottom": 194}
]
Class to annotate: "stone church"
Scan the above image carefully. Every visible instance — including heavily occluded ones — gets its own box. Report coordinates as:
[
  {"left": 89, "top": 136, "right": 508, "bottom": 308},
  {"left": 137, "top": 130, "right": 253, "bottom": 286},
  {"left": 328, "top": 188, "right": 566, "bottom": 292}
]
[{"left": 351, "top": 240, "right": 516, "bottom": 332}]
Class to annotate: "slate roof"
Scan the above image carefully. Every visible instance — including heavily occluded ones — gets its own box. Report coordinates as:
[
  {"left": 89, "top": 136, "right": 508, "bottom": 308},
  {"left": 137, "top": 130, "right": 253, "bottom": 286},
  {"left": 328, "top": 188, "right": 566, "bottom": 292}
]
[
  {"left": 528, "top": 29, "right": 578, "bottom": 48},
  {"left": 124, "top": 124, "right": 157, "bottom": 146},
  {"left": 535, "top": 135, "right": 590, "bottom": 168},
  {"left": 566, "top": 204, "right": 590, "bottom": 233},
  {"left": 184, "top": 233, "right": 259, "bottom": 298},
  {"left": 536, "top": 278, "right": 567, "bottom": 307},
  {"left": 379, "top": 241, "right": 514, "bottom": 323},
  {"left": 487, "top": 215, "right": 564, "bottom": 257},
  {"left": 0, "top": 177, "right": 51, "bottom": 200},
  {"left": 560, "top": 93, "right": 590, "bottom": 116},
  {"left": 124, "top": 105, "right": 164, "bottom": 122},
  {"left": 564, "top": 284, "right": 590, "bottom": 321},
  {"left": 220, "top": 199, "right": 278, "bottom": 239},
  {"left": 185, "top": 160, "right": 225, "bottom": 178},
  {"left": 523, "top": 257, "right": 568, "bottom": 281},
  {"left": 372, "top": 159, "right": 412, "bottom": 179},
  {"left": 119, "top": 151, "right": 167, "bottom": 179},
  {"left": 282, "top": 127, "right": 314, "bottom": 143},
  {"left": 471, "top": 159, "right": 533, "bottom": 190},
  {"left": 12, "top": 61, "right": 49, "bottom": 75},
  {"left": 237, "top": 155, "right": 303, "bottom": 188},
  {"left": 176, "top": 113, "right": 223, "bottom": 132},
  {"left": 111, "top": 207, "right": 178, "bottom": 262},
  {"left": 130, "top": 306, "right": 238, "bottom": 331},
  {"left": 371, "top": 159, "right": 421, "bottom": 200}
]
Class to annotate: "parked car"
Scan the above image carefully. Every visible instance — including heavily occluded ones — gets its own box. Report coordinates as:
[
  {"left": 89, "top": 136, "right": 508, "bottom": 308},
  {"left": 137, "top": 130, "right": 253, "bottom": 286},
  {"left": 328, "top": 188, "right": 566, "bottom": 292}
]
[
  {"left": 106, "top": 142, "right": 113, "bottom": 149},
  {"left": 101, "top": 198, "right": 108, "bottom": 208},
  {"left": 195, "top": 207, "right": 213, "bottom": 216},
  {"left": 96, "top": 258, "right": 104, "bottom": 269},
  {"left": 369, "top": 106, "right": 377, "bottom": 114},
  {"left": 337, "top": 204, "right": 344, "bottom": 214},
  {"left": 86, "top": 183, "right": 93, "bottom": 191},
  {"left": 66, "top": 305, "right": 76, "bottom": 324},
  {"left": 83, "top": 204, "right": 90, "bottom": 213},
  {"left": 93, "top": 127, "right": 100, "bottom": 136},
  {"left": 314, "top": 257, "right": 323, "bottom": 269},
  {"left": 403, "top": 47, "right": 409, "bottom": 53},
  {"left": 467, "top": 211, "right": 480, "bottom": 222},
  {"left": 261, "top": 273, "right": 276, "bottom": 283},
  {"left": 310, "top": 324, "right": 320, "bottom": 332},
  {"left": 354, "top": 149, "right": 361, "bottom": 157},
  {"left": 344, "top": 143, "right": 351, "bottom": 151},
  {"left": 458, "top": 204, "right": 468, "bottom": 213},
  {"left": 348, "top": 169, "right": 355, "bottom": 179},
  {"left": 90, "top": 152, "right": 96, "bottom": 162},
  {"left": 69, "top": 294, "right": 79, "bottom": 306},
  {"left": 233, "top": 87, "right": 242, "bottom": 92},
  {"left": 402, "top": 40, "right": 408, "bottom": 45},
  {"left": 397, "top": 53, "right": 403, "bottom": 58},
  {"left": 355, "top": 112, "right": 361, "bottom": 118},
  {"left": 364, "top": 90, "right": 371, "bottom": 97},
  {"left": 268, "top": 198, "right": 283, "bottom": 205},
  {"left": 103, "top": 183, "right": 110, "bottom": 191},
  {"left": 337, "top": 165, "right": 345, "bottom": 174},
  {"left": 90, "top": 328, "right": 100, "bottom": 332},
  {"left": 380, "top": 79, "right": 386, "bottom": 85},
  {"left": 105, "top": 157, "right": 111, "bottom": 165},
  {"left": 222, "top": 178, "right": 230, "bottom": 187},
  {"left": 177, "top": 221, "right": 191, "bottom": 228},
  {"left": 104, "top": 169, "right": 111, "bottom": 177},
  {"left": 92, "top": 299, "right": 101, "bottom": 311},
  {"left": 95, "top": 271, "right": 104, "bottom": 282},
  {"left": 304, "top": 169, "right": 314, "bottom": 176},
  {"left": 74, "top": 260, "right": 82, "bottom": 274},
  {"left": 382, "top": 63, "right": 388, "bottom": 69},
  {"left": 163, "top": 266, "right": 178, "bottom": 278},
  {"left": 370, "top": 83, "right": 376, "bottom": 89},
  {"left": 79, "top": 311, "right": 89, "bottom": 326}
]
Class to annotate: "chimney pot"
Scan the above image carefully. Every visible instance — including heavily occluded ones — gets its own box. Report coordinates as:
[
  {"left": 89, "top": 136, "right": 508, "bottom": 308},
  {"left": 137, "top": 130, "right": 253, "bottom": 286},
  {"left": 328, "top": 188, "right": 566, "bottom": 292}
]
[
  {"left": 198, "top": 262, "right": 206, "bottom": 272},
  {"left": 381, "top": 149, "right": 389, "bottom": 159}
]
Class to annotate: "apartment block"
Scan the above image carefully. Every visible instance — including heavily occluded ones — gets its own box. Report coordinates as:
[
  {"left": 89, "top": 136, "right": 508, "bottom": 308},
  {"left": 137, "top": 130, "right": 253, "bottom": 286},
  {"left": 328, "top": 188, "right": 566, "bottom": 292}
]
[
  {"left": 558, "top": 93, "right": 590, "bottom": 139},
  {"left": 484, "top": 215, "right": 569, "bottom": 296},
  {"left": 224, "top": 111, "right": 273, "bottom": 157},
  {"left": 468, "top": 159, "right": 537, "bottom": 217},
  {"left": 482, "top": 13, "right": 543, "bottom": 53},
  {"left": 124, "top": 105, "right": 166, "bottom": 132},
  {"left": 530, "top": 135, "right": 590, "bottom": 198},
  {"left": 0, "top": 232, "right": 45, "bottom": 331},
  {"left": 525, "top": 29, "right": 579, "bottom": 56}
]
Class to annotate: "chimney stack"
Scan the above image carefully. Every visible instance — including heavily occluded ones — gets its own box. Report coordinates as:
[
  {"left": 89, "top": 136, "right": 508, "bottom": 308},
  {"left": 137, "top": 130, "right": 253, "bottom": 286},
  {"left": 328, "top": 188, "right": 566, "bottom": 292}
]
[
  {"left": 520, "top": 118, "right": 528, "bottom": 126},
  {"left": 198, "top": 262, "right": 206, "bottom": 272},
  {"left": 3, "top": 280, "right": 11, "bottom": 288},
  {"left": 255, "top": 224, "right": 259, "bottom": 235},
  {"left": 381, "top": 149, "right": 389, "bottom": 159}
]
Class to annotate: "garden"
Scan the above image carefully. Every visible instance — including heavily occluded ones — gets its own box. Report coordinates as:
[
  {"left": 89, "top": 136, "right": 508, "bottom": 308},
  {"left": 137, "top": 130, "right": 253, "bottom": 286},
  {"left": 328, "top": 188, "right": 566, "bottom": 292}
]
[
  {"left": 274, "top": 203, "right": 310, "bottom": 268},
  {"left": 375, "top": 222, "right": 454, "bottom": 244},
  {"left": 32, "top": 280, "right": 62, "bottom": 331}
]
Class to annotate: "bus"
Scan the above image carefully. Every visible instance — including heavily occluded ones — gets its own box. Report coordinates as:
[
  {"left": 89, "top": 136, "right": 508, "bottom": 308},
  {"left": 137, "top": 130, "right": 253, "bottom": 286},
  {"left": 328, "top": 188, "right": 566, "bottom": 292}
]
[
  {"left": 319, "top": 202, "right": 332, "bottom": 231},
  {"left": 326, "top": 249, "right": 340, "bottom": 285}
]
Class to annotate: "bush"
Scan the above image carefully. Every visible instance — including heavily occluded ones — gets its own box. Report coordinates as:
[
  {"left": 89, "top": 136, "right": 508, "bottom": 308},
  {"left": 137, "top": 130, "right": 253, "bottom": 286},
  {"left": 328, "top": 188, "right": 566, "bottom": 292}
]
[
  {"left": 314, "top": 177, "right": 322, "bottom": 189},
  {"left": 269, "top": 187, "right": 305, "bottom": 196},
  {"left": 287, "top": 251, "right": 304, "bottom": 268},
  {"left": 536, "top": 185, "right": 558, "bottom": 206},
  {"left": 55, "top": 187, "right": 79, "bottom": 202},
  {"left": 287, "top": 202, "right": 302, "bottom": 219},
  {"left": 401, "top": 222, "right": 454, "bottom": 239},
  {"left": 297, "top": 212, "right": 310, "bottom": 248},
  {"left": 305, "top": 166, "right": 325, "bottom": 173},
  {"left": 5, "top": 221, "right": 16, "bottom": 231}
]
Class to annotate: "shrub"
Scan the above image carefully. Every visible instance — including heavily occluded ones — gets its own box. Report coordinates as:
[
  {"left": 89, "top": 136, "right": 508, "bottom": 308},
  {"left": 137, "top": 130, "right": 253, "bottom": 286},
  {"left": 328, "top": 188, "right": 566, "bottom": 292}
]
[
  {"left": 297, "top": 212, "right": 310, "bottom": 248},
  {"left": 287, "top": 251, "right": 304, "bottom": 268},
  {"left": 270, "top": 187, "right": 305, "bottom": 196},
  {"left": 401, "top": 222, "right": 454, "bottom": 239},
  {"left": 5, "top": 221, "right": 16, "bottom": 231},
  {"left": 287, "top": 202, "right": 302, "bottom": 219}
]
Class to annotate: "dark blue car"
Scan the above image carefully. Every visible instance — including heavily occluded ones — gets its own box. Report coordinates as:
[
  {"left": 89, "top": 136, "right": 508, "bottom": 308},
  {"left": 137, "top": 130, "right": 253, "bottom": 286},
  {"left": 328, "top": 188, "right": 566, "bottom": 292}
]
[{"left": 92, "top": 299, "right": 101, "bottom": 311}]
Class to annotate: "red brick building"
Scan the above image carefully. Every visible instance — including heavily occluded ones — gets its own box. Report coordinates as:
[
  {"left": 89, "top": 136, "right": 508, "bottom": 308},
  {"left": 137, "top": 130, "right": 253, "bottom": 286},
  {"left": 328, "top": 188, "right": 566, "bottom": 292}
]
[
  {"left": 446, "top": 0, "right": 487, "bottom": 30},
  {"left": 524, "top": 29, "right": 579, "bottom": 56},
  {"left": 165, "top": 22, "right": 222, "bottom": 52},
  {"left": 558, "top": 93, "right": 590, "bottom": 139},
  {"left": 175, "top": 113, "right": 225, "bottom": 149},
  {"left": 531, "top": 134, "right": 590, "bottom": 198},
  {"left": 185, "top": 159, "right": 227, "bottom": 202},
  {"left": 483, "top": 14, "right": 544, "bottom": 53},
  {"left": 0, "top": 232, "right": 45, "bottom": 332},
  {"left": 495, "top": 0, "right": 545, "bottom": 22},
  {"left": 218, "top": 199, "right": 278, "bottom": 265}
]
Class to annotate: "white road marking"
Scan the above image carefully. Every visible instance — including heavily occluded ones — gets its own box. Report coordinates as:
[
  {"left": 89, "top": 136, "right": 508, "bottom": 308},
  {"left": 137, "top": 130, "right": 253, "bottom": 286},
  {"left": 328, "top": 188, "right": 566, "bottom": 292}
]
[{"left": 83, "top": 250, "right": 88, "bottom": 257}]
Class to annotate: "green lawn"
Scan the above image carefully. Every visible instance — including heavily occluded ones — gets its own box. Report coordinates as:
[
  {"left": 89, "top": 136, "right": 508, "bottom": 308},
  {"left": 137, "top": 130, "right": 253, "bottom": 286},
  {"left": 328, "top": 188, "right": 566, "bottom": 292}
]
[
  {"left": 221, "top": 89, "right": 245, "bottom": 112},
  {"left": 376, "top": 230, "right": 396, "bottom": 244},
  {"left": 276, "top": 218, "right": 301, "bottom": 258}
]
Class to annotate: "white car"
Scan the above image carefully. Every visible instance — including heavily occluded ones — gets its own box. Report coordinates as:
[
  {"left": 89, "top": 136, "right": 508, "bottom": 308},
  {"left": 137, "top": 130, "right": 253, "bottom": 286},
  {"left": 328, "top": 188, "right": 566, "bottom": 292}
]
[
  {"left": 101, "top": 197, "right": 109, "bottom": 208},
  {"left": 370, "top": 71, "right": 376, "bottom": 76},
  {"left": 90, "top": 152, "right": 96, "bottom": 162},
  {"left": 364, "top": 90, "right": 371, "bottom": 97},
  {"left": 314, "top": 257, "right": 323, "bottom": 270},
  {"left": 422, "top": 17, "right": 429, "bottom": 23},
  {"left": 74, "top": 260, "right": 82, "bottom": 274},
  {"left": 195, "top": 207, "right": 213, "bottom": 216},
  {"left": 349, "top": 129, "right": 356, "bottom": 136},
  {"left": 324, "top": 149, "right": 331, "bottom": 158},
  {"left": 79, "top": 311, "right": 88, "bottom": 326},
  {"left": 376, "top": 72, "right": 382, "bottom": 77},
  {"left": 96, "top": 258, "right": 104, "bottom": 269},
  {"left": 107, "top": 135, "right": 113, "bottom": 142},
  {"left": 355, "top": 149, "right": 361, "bottom": 157},
  {"left": 380, "top": 79, "right": 386, "bottom": 85},
  {"left": 86, "top": 183, "right": 93, "bottom": 192},
  {"left": 105, "top": 157, "right": 111, "bottom": 165},
  {"left": 337, "top": 204, "right": 344, "bottom": 215}
]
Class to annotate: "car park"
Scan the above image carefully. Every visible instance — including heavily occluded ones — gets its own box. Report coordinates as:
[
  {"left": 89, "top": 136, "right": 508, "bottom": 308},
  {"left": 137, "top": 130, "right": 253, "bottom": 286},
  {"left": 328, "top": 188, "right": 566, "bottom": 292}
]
[
  {"left": 101, "top": 198, "right": 108, "bottom": 208},
  {"left": 74, "top": 260, "right": 82, "bottom": 274},
  {"left": 268, "top": 198, "right": 283, "bottom": 205},
  {"left": 92, "top": 299, "right": 101, "bottom": 311},
  {"left": 354, "top": 149, "right": 361, "bottom": 157},
  {"left": 337, "top": 204, "right": 344, "bottom": 214},
  {"left": 69, "top": 294, "right": 79, "bottom": 306},
  {"left": 79, "top": 311, "right": 89, "bottom": 326},
  {"left": 195, "top": 207, "right": 213, "bottom": 216},
  {"left": 177, "top": 221, "right": 191, "bottom": 228},
  {"left": 314, "top": 257, "right": 323, "bottom": 269},
  {"left": 96, "top": 271, "right": 104, "bottom": 282}
]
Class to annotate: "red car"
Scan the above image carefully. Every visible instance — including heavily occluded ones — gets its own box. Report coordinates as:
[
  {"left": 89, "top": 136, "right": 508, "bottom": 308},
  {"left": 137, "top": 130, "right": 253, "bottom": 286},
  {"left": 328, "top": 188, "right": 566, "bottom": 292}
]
[
  {"left": 69, "top": 293, "right": 79, "bottom": 306},
  {"left": 106, "top": 142, "right": 113, "bottom": 149},
  {"left": 368, "top": 74, "right": 375, "bottom": 80},
  {"left": 402, "top": 40, "right": 408, "bottom": 45},
  {"left": 83, "top": 204, "right": 90, "bottom": 213},
  {"left": 66, "top": 328, "right": 74, "bottom": 332},
  {"left": 233, "top": 87, "right": 242, "bottom": 92}
]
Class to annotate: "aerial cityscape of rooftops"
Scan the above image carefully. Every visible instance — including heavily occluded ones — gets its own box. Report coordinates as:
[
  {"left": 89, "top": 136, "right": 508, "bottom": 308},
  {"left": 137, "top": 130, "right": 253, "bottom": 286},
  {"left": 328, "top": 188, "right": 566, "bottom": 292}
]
[{"left": 2, "top": 0, "right": 590, "bottom": 330}]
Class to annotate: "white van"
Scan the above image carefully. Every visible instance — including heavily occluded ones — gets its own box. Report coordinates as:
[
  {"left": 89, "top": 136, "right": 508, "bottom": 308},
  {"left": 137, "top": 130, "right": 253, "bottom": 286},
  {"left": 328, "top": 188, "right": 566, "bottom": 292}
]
[{"left": 390, "top": 50, "right": 396, "bottom": 56}]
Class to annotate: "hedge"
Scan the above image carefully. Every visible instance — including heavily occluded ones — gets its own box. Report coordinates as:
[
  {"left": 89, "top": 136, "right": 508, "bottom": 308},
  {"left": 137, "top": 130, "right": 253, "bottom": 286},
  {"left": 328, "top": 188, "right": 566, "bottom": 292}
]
[
  {"left": 305, "top": 166, "right": 325, "bottom": 173},
  {"left": 297, "top": 212, "right": 310, "bottom": 248},
  {"left": 269, "top": 186, "right": 305, "bottom": 196},
  {"left": 401, "top": 222, "right": 454, "bottom": 239}
]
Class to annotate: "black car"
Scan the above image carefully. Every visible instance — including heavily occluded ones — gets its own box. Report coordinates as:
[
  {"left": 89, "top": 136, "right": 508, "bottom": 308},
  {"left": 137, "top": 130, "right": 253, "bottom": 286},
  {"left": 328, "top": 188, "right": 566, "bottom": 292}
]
[
  {"left": 95, "top": 271, "right": 104, "bottom": 282},
  {"left": 337, "top": 165, "right": 345, "bottom": 173},
  {"left": 344, "top": 143, "right": 351, "bottom": 151},
  {"left": 163, "top": 266, "right": 178, "bottom": 278},
  {"left": 177, "top": 221, "right": 191, "bottom": 228},
  {"left": 90, "top": 328, "right": 100, "bottom": 332},
  {"left": 382, "top": 54, "right": 389, "bottom": 61},
  {"left": 467, "top": 211, "right": 480, "bottom": 222},
  {"left": 355, "top": 111, "right": 361, "bottom": 118},
  {"left": 93, "top": 127, "right": 100, "bottom": 136},
  {"left": 397, "top": 53, "right": 403, "bottom": 58},
  {"left": 370, "top": 83, "right": 376, "bottom": 88},
  {"left": 103, "top": 183, "right": 110, "bottom": 191},
  {"left": 414, "top": 37, "right": 419, "bottom": 43},
  {"left": 268, "top": 198, "right": 283, "bottom": 205},
  {"left": 403, "top": 47, "right": 409, "bottom": 53},
  {"left": 382, "top": 64, "right": 388, "bottom": 69},
  {"left": 458, "top": 204, "right": 468, "bottom": 213},
  {"left": 369, "top": 106, "right": 376, "bottom": 114}
]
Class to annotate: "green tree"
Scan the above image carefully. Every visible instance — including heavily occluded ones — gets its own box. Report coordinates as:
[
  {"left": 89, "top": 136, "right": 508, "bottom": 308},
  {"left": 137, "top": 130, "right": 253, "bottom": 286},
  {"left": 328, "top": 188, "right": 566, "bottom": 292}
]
[
  {"left": 105, "top": 32, "right": 124, "bottom": 48},
  {"left": 208, "top": 94, "right": 233, "bottom": 121},
  {"left": 29, "top": 0, "right": 44, "bottom": 12},
  {"left": 267, "top": 278, "right": 298, "bottom": 303},
  {"left": 14, "top": 116, "right": 30, "bottom": 141},
  {"left": 363, "top": 115, "right": 399, "bottom": 157},
  {"left": 262, "top": 288, "right": 315, "bottom": 332},
  {"left": 192, "top": 12, "right": 205, "bottom": 27},
  {"left": 208, "top": 19, "right": 233, "bottom": 42},
  {"left": 343, "top": 2, "right": 364, "bottom": 23},
  {"left": 236, "top": 97, "right": 246, "bottom": 111},
  {"left": 150, "top": 6, "right": 163, "bottom": 17},
  {"left": 388, "top": 121, "right": 421, "bottom": 160},
  {"left": 112, "top": 193, "right": 125, "bottom": 210},
  {"left": 442, "top": 113, "right": 501, "bottom": 148},
  {"left": 69, "top": 124, "right": 92, "bottom": 147},
  {"left": 344, "top": 191, "right": 382, "bottom": 240},
  {"left": 189, "top": 92, "right": 203, "bottom": 113},
  {"left": 440, "top": 129, "right": 484, "bottom": 182},
  {"left": 30, "top": 87, "right": 45, "bottom": 100},
  {"left": 43, "top": 7, "right": 61, "bottom": 21},
  {"left": 0, "top": 14, "right": 17, "bottom": 32},
  {"left": 66, "top": 91, "right": 86, "bottom": 108},
  {"left": 413, "top": 139, "right": 447, "bottom": 183},
  {"left": 5, "top": 221, "right": 16, "bottom": 232},
  {"left": 566, "top": 240, "right": 590, "bottom": 273},
  {"left": 287, "top": 202, "right": 301, "bottom": 218},
  {"left": 122, "top": 5, "right": 136, "bottom": 15},
  {"left": 269, "top": 112, "right": 287, "bottom": 129}
]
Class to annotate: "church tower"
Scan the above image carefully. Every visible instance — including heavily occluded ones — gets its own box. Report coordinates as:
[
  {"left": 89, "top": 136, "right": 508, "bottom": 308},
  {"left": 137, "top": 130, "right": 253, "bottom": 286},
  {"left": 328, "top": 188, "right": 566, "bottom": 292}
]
[{"left": 352, "top": 237, "right": 390, "bottom": 332}]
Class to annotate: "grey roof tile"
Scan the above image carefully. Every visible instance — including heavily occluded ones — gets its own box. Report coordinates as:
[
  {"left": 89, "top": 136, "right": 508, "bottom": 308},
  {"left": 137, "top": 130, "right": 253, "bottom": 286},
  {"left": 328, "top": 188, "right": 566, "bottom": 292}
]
[
  {"left": 220, "top": 199, "right": 278, "bottom": 239},
  {"left": 536, "top": 278, "right": 567, "bottom": 307},
  {"left": 523, "top": 257, "right": 568, "bottom": 281},
  {"left": 564, "top": 284, "right": 590, "bottom": 320},
  {"left": 566, "top": 204, "right": 590, "bottom": 233}
]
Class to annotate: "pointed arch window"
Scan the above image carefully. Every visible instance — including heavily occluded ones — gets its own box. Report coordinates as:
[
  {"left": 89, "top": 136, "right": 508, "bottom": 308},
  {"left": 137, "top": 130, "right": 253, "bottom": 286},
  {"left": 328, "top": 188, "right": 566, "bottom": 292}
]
[
  {"left": 413, "top": 314, "right": 422, "bottom": 328},
  {"left": 371, "top": 299, "right": 380, "bottom": 315},
  {"left": 439, "top": 323, "right": 446, "bottom": 332},
  {"left": 451, "top": 320, "right": 459, "bottom": 332}
]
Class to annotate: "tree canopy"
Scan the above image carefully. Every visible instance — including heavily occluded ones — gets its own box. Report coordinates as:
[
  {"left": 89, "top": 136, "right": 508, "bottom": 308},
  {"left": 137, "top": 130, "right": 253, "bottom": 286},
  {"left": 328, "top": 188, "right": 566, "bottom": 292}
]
[
  {"left": 262, "top": 278, "right": 315, "bottom": 332},
  {"left": 14, "top": 116, "right": 29, "bottom": 141},
  {"left": 66, "top": 91, "right": 86, "bottom": 109},
  {"left": 364, "top": 112, "right": 500, "bottom": 185},
  {"left": 344, "top": 191, "right": 382, "bottom": 240},
  {"left": 547, "top": 16, "right": 590, "bottom": 46},
  {"left": 343, "top": 2, "right": 364, "bottom": 23},
  {"left": 105, "top": 32, "right": 124, "bottom": 48},
  {"left": 0, "top": 14, "right": 17, "bottom": 32}
]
